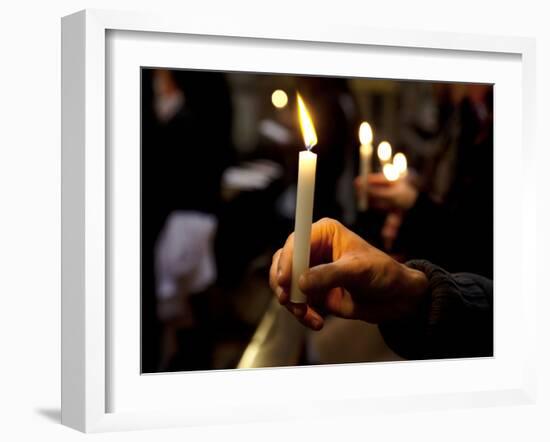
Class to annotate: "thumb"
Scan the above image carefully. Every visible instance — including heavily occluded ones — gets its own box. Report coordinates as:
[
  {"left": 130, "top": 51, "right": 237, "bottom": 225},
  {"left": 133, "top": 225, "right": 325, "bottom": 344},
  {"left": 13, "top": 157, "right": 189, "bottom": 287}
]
[{"left": 299, "top": 260, "right": 348, "bottom": 295}]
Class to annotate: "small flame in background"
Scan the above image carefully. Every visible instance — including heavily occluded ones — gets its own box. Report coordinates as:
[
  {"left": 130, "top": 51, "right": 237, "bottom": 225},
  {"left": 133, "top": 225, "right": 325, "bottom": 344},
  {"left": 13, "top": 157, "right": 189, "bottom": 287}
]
[
  {"left": 383, "top": 163, "right": 400, "bottom": 181},
  {"left": 297, "top": 93, "right": 318, "bottom": 150},
  {"left": 359, "top": 121, "right": 373, "bottom": 145},
  {"left": 377, "top": 141, "right": 392, "bottom": 162},
  {"left": 393, "top": 152, "right": 408, "bottom": 177}
]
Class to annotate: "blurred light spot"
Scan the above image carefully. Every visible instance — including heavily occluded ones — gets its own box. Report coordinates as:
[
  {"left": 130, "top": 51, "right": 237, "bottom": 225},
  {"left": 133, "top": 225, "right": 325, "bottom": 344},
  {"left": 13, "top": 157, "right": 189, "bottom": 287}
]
[
  {"left": 359, "top": 121, "right": 373, "bottom": 145},
  {"left": 271, "top": 89, "right": 288, "bottom": 109},
  {"left": 383, "top": 163, "right": 400, "bottom": 182},
  {"left": 377, "top": 141, "right": 392, "bottom": 162},
  {"left": 393, "top": 152, "right": 407, "bottom": 176}
]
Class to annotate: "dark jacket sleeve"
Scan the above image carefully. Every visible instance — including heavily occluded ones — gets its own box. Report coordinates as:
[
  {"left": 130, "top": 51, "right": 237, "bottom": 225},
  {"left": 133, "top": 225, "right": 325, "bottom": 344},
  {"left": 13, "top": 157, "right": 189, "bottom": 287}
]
[{"left": 378, "top": 259, "right": 493, "bottom": 360}]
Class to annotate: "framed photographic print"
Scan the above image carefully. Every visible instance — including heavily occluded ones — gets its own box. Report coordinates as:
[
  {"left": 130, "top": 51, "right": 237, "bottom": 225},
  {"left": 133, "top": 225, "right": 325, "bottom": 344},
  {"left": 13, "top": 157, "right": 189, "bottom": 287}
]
[{"left": 61, "top": 9, "right": 537, "bottom": 432}]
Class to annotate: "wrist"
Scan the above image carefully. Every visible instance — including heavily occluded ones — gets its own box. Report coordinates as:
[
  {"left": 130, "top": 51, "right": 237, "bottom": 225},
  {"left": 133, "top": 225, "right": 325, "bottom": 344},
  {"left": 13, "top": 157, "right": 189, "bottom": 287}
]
[{"left": 402, "top": 265, "right": 429, "bottom": 305}]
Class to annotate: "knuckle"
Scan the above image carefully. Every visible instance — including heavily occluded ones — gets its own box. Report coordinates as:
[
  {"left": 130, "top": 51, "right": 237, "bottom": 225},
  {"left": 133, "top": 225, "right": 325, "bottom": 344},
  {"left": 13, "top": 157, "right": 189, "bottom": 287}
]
[
  {"left": 318, "top": 217, "right": 341, "bottom": 230},
  {"left": 347, "top": 254, "right": 369, "bottom": 278}
]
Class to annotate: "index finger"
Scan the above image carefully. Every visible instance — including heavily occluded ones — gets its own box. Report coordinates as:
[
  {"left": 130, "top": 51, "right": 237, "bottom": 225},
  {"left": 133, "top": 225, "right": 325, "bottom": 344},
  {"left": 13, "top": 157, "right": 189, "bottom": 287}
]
[
  {"left": 277, "top": 218, "right": 340, "bottom": 290},
  {"left": 277, "top": 233, "right": 294, "bottom": 288},
  {"left": 269, "top": 248, "right": 282, "bottom": 292}
]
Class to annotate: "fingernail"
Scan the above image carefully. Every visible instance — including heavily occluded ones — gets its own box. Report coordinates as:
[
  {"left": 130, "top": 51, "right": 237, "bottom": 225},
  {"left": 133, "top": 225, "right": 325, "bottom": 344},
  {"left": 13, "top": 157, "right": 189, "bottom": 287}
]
[{"left": 275, "top": 286, "right": 283, "bottom": 300}]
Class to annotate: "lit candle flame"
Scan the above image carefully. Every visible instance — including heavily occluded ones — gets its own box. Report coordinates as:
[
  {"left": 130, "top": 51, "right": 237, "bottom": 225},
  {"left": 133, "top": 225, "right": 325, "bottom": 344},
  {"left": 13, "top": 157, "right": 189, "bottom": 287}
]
[
  {"left": 297, "top": 93, "right": 318, "bottom": 150},
  {"left": 393, "top": 152, "right": 408, "bottom": 177},
  {"left": 359, "top": 121, "right": 373, "bottom": 145},
  {"left": 383, "top": 163, "right": 400, "bottom": 182},
  {"left": 377, "top": 141, "right": 392, "bottom": 162}
]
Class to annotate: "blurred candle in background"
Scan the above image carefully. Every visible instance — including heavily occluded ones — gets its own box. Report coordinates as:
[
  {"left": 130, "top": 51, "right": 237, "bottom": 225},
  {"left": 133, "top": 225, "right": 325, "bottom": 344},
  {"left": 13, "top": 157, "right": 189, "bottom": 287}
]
[
  {"left": 377, "top": 141, "right": 392, "bottom": 169},
  {"left": 290, "top": 94, "right": 318, "bottom": 304},
  {"left": 393, "top": 152, "right": 408, "bottom": 178},
  {"left": 358, "top": 121, "right": 373, "bottom": 212},
  {"left": 382, "top": 163, "right": 400, "bottom": 182}
]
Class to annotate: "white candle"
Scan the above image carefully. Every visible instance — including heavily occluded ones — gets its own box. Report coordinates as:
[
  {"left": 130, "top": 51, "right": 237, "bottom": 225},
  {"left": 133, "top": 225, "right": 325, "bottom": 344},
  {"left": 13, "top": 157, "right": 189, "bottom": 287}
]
[
  {"left": 291, "top": 94, "right": 318, "bottom": 304},
  {"left": 358, "top": 122, "right": 373, "bottom": 211},
  {"left": 291, "top": 150, "right": 317, "bottom": 303}
]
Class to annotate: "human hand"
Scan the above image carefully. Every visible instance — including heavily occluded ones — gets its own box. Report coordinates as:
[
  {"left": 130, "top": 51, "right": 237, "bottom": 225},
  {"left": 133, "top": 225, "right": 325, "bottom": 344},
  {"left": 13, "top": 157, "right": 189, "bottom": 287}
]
[
  {"left": 354, "top": 173, "right": 418, "bottom": 212},
  {"left": 269, "top": 218, "right": 429, "bottom": 330}
]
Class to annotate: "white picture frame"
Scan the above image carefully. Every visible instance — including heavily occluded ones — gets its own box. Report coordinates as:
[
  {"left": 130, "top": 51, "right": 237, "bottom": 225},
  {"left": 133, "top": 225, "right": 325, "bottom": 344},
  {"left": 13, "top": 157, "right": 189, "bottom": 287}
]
[{"left": 61, "top": 9, "right": 537, "bottom": 433}]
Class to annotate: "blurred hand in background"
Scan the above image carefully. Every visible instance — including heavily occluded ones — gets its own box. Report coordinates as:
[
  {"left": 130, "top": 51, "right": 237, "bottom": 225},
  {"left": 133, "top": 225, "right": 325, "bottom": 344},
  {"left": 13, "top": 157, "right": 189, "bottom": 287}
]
[{"left": 355, "top": 172, "right": 419, "bottom": 212}]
